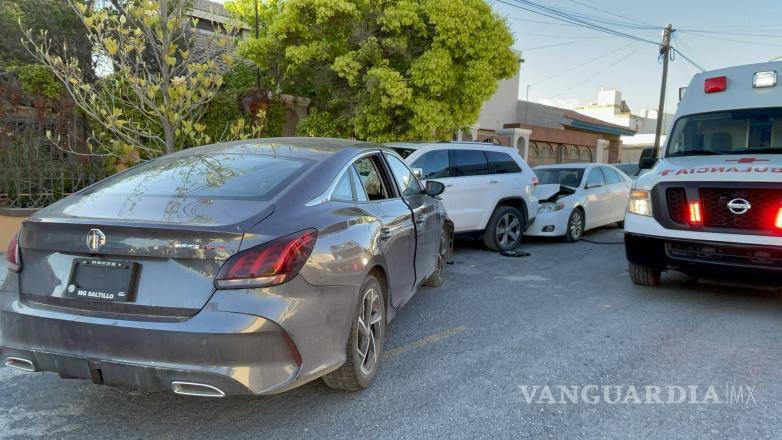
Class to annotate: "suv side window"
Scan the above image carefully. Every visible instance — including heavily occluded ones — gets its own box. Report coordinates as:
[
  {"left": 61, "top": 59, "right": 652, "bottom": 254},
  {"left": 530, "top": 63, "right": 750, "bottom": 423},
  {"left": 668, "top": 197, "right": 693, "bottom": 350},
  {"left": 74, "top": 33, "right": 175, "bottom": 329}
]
[
  {"left": 452, "top": 149, "right": 489, "bottom": 176},
  {"left": 354, "top": 156, "right": 391, "bottom": 201},
  {"left": 601, "top": 166, "right": 621, "bottom": 184},
  {"left": 384, "top": 153, "right": 423, "bottom": 197},
  {"left": 411, "top": 150, "right": 451, "bottom": 179},
  {"left": 486, "top": 151, "right": 522, "bottom": 174},
  {"left": 586, "top": 168, "right": 605, "bottom": 188}
]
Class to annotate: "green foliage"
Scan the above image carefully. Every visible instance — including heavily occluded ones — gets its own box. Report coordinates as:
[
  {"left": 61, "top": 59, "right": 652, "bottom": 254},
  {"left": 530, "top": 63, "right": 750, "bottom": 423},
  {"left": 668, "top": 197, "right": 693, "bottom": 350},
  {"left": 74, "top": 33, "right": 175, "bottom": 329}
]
[
  {"left": 230, "top": 0, "right": 518, "bottom": 142},
  {"left": 24, "top": 0, "right": 239, "bottom": 159},
  {"left": 201, "top": 63, "right": 285, "bottom": 141},
  {"left": 9, "top": 64, "right": 63, "bottom": 99},
  {"left": 1, "top": 0, "right": 93, "bottom": 79}
]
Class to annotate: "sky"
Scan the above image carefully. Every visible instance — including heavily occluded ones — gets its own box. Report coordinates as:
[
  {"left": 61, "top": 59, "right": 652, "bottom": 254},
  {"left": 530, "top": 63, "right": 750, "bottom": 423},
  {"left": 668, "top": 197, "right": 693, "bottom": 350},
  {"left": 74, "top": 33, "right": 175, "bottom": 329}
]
[{"left": 491, "top": 0, "right": 782, "bottom": 113}]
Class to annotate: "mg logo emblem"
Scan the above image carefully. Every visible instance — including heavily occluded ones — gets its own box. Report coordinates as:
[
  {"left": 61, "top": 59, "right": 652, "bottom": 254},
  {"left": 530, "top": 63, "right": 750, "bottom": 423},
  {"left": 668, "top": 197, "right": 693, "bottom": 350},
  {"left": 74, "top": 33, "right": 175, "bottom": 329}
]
[
  {"left": 86, "top": 229, "right": 106, "bottom": 251},
  {"left": 727, "top": 198, "right": 751, "bottom": 215}
]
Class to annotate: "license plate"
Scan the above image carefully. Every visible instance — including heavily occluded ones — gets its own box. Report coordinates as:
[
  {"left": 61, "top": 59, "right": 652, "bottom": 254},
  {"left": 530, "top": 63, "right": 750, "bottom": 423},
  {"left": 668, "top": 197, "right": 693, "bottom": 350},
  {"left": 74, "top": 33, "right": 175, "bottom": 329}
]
[{"left": 65, "top": 258, "right": 139, "bottom": 302}]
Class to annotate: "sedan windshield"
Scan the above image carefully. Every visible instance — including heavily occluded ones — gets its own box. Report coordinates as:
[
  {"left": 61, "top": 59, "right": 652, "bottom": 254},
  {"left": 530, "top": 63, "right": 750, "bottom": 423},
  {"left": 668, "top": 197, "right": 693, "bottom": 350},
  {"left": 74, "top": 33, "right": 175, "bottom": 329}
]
[
  {"left": 666, "top": 108, "right": 782, "bottom": 157},
  {"left": 535, "top": 168, "right": 584, "bottom": 188}
]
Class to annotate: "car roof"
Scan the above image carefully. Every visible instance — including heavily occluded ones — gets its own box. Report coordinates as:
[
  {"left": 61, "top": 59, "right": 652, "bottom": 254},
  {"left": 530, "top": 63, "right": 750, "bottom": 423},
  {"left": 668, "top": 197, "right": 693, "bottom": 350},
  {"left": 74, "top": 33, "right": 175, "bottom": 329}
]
[
  {"left": 534, "top": 163, "right": 596, "bottom": 170},
  {"left": 170, "top": 137, "right": 390, "bottom": 162},
  {"left": 386, "top": 141, "right": 507, "bottom": 150}
]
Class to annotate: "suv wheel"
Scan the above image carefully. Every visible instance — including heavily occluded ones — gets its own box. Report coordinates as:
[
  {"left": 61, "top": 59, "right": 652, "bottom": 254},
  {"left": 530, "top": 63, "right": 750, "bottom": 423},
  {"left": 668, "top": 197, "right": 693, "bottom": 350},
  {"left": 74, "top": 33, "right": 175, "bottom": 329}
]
[
  {"left": 323, "top": 275, "right": 385, "bottom": 390},
  {"left": 628, "top": 263, "right": 661, "bottom": 286},
  {"left": 483, "top": 206, "right": 524, "bottom": 251}
]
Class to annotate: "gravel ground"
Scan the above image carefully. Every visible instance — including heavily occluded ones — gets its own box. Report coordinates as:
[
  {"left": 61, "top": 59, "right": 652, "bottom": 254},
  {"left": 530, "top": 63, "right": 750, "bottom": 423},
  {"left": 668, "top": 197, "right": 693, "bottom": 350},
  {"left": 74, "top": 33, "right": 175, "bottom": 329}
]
[{"left": 1, "top": 228, "right": 781, "bottom": 439}]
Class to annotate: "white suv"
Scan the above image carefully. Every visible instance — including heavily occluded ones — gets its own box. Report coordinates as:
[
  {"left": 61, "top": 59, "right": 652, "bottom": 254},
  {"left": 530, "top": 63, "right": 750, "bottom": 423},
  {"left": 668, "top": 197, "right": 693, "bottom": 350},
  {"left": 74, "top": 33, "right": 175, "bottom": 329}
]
[{"left": 389, "top": 142, "right": 539, "bottom": 251}]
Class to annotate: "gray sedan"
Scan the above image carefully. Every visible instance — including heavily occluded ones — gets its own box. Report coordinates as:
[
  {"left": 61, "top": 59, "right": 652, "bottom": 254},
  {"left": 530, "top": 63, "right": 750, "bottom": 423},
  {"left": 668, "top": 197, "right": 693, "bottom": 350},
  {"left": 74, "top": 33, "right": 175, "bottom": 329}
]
[{"left": 1, "top": 138, "right": 452, "bottom": 397}]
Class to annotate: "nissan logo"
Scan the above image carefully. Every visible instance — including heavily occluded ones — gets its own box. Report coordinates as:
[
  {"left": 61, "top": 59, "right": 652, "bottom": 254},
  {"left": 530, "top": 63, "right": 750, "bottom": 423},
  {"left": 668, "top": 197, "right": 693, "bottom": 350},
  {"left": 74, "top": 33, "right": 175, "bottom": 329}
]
[
  {"left": 86, "top": 229, "right": 106, "bottom": 251},
  {"left": 727, "top": 198, "right": 751, "bottom": 215}
]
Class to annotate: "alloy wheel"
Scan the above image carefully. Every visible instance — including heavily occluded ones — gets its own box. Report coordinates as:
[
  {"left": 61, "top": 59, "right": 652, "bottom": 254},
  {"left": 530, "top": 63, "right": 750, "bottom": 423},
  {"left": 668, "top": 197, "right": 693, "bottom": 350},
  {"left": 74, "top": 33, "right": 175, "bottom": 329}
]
[
  {"left": 495, "top": 213, "right": 521, "bottom": 248},
  {"left": 356, "top": 287, "right": 383, "bottom": 375},
  {"left": 569, "top": 211, "right": 584, "bottom": 239}
]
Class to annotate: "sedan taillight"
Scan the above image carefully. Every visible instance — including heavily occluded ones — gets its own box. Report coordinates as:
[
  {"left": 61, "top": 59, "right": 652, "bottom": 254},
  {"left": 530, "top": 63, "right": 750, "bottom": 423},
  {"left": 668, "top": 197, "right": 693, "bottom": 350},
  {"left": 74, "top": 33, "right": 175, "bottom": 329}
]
[
  {"left": 6, "top": 231, "right": 21, "bottom": 272},
  {"left": 215, "top": 229, "right": 318, "bottom": 289}
]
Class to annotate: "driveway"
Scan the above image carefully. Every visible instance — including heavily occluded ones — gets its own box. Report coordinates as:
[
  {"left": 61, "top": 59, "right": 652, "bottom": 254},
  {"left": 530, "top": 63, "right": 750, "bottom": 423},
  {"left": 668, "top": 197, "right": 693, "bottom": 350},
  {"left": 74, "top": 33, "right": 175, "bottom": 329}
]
[{"left": 1, "top": 229, "right": 781, "bottom": 439}]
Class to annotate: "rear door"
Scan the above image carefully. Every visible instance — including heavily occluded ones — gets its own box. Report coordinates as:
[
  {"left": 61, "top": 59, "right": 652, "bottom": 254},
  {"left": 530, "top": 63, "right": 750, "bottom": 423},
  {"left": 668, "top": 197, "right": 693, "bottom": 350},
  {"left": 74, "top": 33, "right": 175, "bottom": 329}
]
[
  {"left": 383, "top": 152, "right": 441, "bottom": 285},
  {"left": 447, "top": 149, "right": 493, "bottom": 232},
  {"left": 353, "top": 154, "right": 417, "bottom": 307}
]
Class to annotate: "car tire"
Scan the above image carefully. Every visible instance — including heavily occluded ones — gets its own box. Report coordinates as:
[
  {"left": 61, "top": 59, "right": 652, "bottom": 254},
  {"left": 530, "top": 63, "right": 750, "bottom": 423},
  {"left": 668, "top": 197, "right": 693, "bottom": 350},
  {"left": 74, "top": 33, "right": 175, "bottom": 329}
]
[
  {"left": 564, "top": 209, "right": 584, "bottom": 243},
  {"left": 322, "top": 275, "right": 386, "bottom": 390},
  {"left": 628, "top": 263, "right": 661, "bottom": 286},
  {"left": 483, "top": 206, "right": 525, "bottom": 251},
  {"left": 424, "top": 227, "right": 450, "bottom": 287}
]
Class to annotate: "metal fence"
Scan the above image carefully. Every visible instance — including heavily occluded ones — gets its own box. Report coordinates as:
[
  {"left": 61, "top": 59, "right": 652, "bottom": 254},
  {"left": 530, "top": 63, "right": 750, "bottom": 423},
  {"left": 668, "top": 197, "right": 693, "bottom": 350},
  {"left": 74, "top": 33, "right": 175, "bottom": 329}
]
[
  {"left": 1, "top": 74, "right": 107, "bottom": 210},
  {"left": 527, "top": 141, "right": 593, "bottom": 167}
]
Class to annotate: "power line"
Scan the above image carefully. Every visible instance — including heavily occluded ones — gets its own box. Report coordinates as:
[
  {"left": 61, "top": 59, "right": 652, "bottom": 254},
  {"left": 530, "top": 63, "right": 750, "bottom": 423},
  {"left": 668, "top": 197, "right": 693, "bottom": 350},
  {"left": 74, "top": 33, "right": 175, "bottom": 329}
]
[
  {"left": 679, "top": 29, "right": 782, "bottom": 38},
  {"left": 496, "top": 0, "right": 660, "bottom": 45},
  {"left": 670, "top": 33, "right": 706, "bottom": 72},
  {"left": 561, "top": 0, "right": 658, "bottom": 29},
  {"left": 531, "top": 39, "right": 639, "bottom": 86},
  {"left": 551, "top": 47, "right": 641, "bottom": 97},
  {"left": 679, "top": 30, "right": 782, "bottom": 47},
  {"left": 521, "top": 41, "right": 581, "bottom": 51}
]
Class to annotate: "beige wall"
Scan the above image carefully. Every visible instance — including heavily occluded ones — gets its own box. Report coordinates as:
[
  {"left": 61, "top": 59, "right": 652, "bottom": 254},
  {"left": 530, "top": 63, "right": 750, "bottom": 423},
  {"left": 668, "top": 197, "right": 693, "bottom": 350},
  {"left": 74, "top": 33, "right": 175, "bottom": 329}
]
[{"left": 0, "top": 215, "right": 25, "bottom": 252}]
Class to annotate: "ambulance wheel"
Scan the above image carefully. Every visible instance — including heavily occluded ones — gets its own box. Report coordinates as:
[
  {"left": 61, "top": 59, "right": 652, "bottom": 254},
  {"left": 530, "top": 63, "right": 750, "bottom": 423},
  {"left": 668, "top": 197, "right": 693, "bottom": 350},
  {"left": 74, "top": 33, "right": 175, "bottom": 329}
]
[{"left": 629, "top": 263, "right": 661, "bottom": 287}]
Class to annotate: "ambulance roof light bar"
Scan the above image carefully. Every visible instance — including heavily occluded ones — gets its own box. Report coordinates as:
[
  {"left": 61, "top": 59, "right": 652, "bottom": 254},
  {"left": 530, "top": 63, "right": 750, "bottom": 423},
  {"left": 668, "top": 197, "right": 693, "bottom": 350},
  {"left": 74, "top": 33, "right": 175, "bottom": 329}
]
[
  {"left": 753, "top": 71, "right": 777, "bottom": 88},
  {"left": 704, "top": 76, "right": 727, "bottom": 94}
]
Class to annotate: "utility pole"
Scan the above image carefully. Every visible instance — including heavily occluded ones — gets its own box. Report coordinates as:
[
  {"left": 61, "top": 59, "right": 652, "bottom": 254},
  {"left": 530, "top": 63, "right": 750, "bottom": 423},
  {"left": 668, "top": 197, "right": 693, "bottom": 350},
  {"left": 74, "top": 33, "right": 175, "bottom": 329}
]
[{"left": 654, "top": 24, "right": 674, "bottom": 155}]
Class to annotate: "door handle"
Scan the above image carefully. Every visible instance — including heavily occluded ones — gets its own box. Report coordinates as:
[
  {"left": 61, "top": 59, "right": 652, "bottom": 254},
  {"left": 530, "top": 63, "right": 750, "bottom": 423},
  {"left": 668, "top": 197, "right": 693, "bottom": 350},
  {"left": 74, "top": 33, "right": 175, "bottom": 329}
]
[
  {"left": 489, "top": 180, "right": 499, "bottom": 184},
  {"left": 445, "top": 184, "right": 454, "bottom": 187},
  {"left": 379, "top": 227, "right": 392, "bottom": 241}
]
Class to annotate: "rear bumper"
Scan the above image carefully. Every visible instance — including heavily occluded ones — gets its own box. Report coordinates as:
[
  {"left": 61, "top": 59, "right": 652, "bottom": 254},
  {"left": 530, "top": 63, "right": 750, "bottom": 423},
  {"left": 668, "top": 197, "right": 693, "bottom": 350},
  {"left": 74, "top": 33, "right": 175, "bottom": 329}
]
[
  {"left": 625, "top": 232, "right": 782, "bottom": 276},
  {"left": 0, "top": 275, "right": 355, "bottom": 396}
]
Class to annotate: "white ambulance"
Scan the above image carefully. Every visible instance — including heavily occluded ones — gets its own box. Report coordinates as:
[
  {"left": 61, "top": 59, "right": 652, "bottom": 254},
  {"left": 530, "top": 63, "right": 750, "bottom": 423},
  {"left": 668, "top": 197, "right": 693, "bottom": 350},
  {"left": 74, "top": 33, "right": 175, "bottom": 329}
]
[{"left": 625, "top": 62, "right": 782, "bottom": 286}]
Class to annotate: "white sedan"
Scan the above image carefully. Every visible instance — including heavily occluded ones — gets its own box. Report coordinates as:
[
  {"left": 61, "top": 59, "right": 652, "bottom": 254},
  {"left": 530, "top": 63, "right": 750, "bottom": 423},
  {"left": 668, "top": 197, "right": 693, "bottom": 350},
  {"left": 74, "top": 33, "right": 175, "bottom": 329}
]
[{"left": 524, "top": 163, "right": 632, "bottom": 242}]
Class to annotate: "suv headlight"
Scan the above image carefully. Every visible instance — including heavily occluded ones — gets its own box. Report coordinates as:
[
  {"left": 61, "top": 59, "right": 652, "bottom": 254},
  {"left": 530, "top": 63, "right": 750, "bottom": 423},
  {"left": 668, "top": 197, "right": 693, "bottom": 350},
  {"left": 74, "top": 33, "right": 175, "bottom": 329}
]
[
  {"left": 628, "top": 189, "right": 652, "bottom": 216},
  {"left": 538, "top": 201, "right": 565, "bottom": 213}
]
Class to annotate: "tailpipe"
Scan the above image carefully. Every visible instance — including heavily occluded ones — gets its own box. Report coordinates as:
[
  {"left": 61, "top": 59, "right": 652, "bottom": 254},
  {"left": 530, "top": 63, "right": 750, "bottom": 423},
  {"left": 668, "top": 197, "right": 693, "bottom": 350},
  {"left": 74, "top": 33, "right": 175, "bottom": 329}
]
[
  {"left": 171, "top": 381, "right": 226, "bottom": 398},
  {"left": 4, "top": 357, "right": 36, "bottom": 372}
]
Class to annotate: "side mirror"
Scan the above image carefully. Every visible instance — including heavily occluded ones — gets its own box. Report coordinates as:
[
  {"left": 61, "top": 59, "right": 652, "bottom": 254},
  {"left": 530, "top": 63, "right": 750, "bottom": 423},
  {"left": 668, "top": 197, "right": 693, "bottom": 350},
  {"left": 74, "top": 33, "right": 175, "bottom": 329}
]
[
  {"left": 639, "top": 157, "right": 658, "bottom": 170},
  {"left": 639, "top": 147, "right": 658, "bottom": 170},
  {"left": 425, "top": 180, "right": 445, "bottom": 197},
  {"left": 412, "top": 167, "right": 423, "bottom": 179}
]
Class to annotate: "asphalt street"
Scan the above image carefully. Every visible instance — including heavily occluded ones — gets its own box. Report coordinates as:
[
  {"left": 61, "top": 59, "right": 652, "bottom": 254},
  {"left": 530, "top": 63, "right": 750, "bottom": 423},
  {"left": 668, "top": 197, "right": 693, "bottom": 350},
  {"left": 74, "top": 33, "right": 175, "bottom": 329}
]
[{"left": 2, "top": 228, "right": 782, "bottom": 439}]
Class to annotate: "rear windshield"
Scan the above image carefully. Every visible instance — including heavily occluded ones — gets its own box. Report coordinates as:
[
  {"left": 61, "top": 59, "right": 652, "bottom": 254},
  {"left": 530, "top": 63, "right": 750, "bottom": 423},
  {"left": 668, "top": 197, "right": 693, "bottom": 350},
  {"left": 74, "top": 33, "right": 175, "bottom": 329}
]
[
  {"left": 666, "top": 108, "right": 782, "bottom": 157},
  {"left": 85, "top": 153, "right": 310, "bottom": 200},
  {"left": 535, "top": 168, "right": 585, "bottom": 188}
]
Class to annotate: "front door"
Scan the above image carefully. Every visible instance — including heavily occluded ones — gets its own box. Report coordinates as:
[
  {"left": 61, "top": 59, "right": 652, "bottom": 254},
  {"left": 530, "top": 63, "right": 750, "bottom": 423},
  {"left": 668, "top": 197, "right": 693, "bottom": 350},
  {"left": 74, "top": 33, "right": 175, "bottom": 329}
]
[
  {"left": 383, "top": 152, "right": 442, "bottom": 285},
  {"left": 354, "top": 154, "right": 417, "bottom": 307},
  {"left": 583, "top": 167, "right": 611, "bottom": 228}
]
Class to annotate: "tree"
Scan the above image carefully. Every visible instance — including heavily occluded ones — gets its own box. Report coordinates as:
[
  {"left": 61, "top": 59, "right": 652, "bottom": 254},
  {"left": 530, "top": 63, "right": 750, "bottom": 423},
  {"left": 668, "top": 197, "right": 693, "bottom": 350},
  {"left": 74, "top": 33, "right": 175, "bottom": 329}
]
[
  {"left": 1, "top": 0, "right": 94, "bottom": 80},
  {"left": 229, "top": 0, "right": 518, "bottom": 142},
  {"left": 22, "top": 0, "right": 238, "bottom": 159}
]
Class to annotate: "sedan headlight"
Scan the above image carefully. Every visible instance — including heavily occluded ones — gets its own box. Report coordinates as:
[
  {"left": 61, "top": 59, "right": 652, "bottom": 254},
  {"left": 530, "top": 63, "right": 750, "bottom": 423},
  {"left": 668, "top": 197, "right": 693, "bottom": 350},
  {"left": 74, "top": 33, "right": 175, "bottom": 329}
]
[
  {"left": 628, "top": 189, "right": 652, "bottom": 216},
  {"left": 538, "top": 201, "right": 565, "bottom": 213}
]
